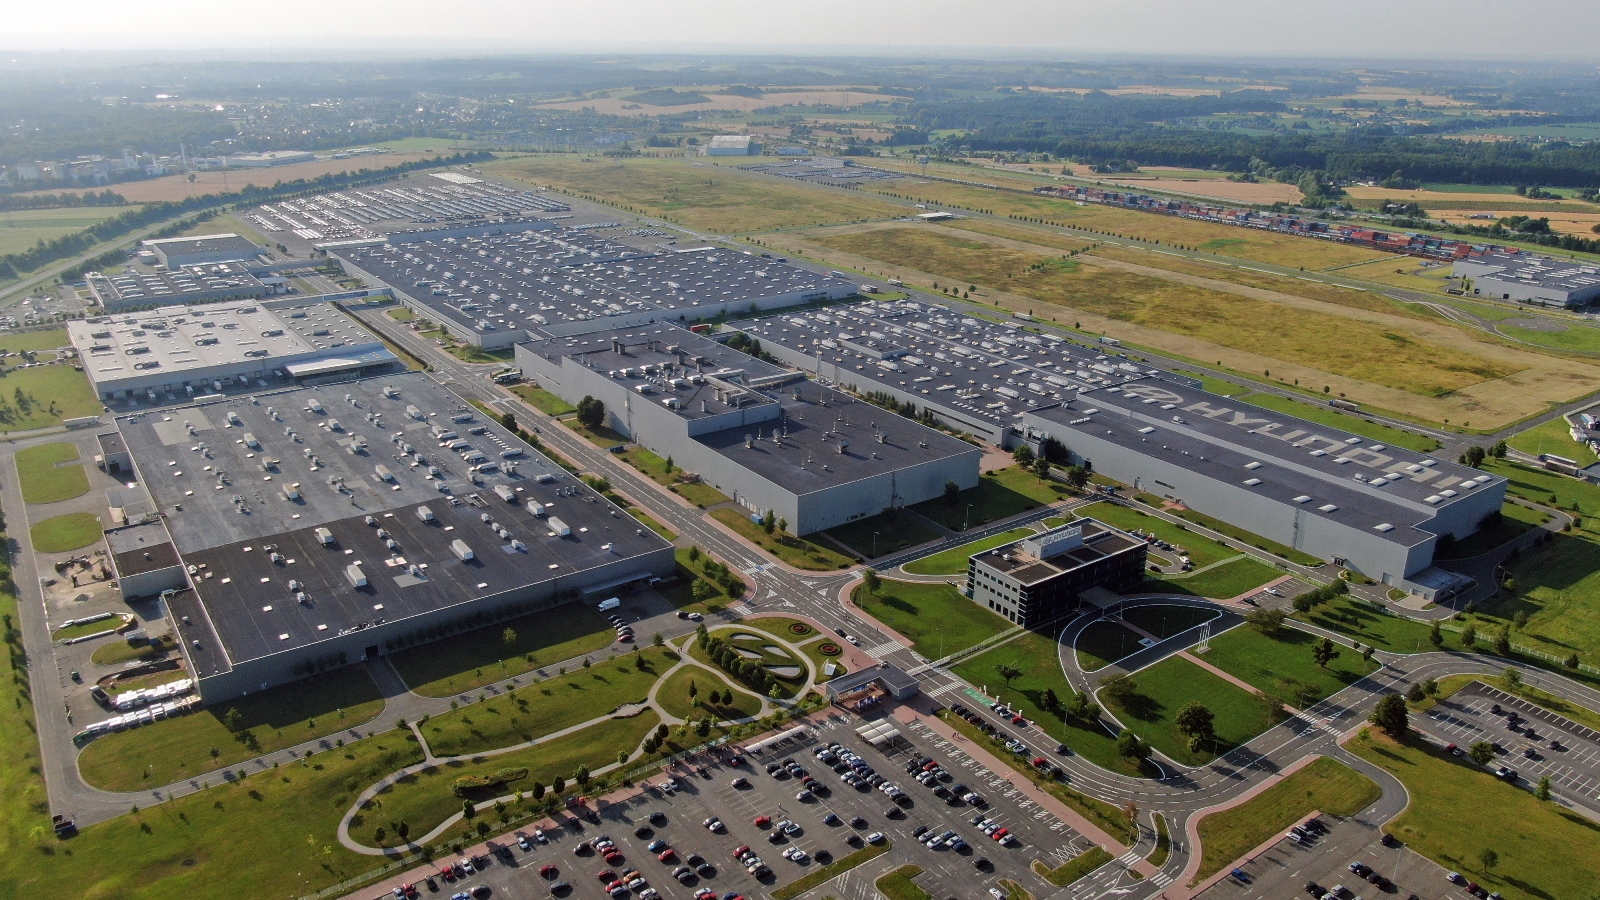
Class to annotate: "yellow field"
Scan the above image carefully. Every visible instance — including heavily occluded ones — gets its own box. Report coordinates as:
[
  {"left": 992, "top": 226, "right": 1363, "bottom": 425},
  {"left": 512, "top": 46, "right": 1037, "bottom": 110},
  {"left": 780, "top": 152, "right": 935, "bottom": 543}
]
[
  {"left": 19, "top": 153, "right": 440, "bottom": 204},
  {"left": 970, "top": 159, "right": 1302, "bottom": 205},
  {"left": 1433, "top": 210, "right": 1600, "bottom": 238},
  {"left": 779, "top": 222, "right": 1600, "bottom": 428},
  {"left": 858, "top": 160, "right": 1390, "bottom": 269},
  {"left": 486, "top": 156, "right": 904, "bottom": 233}
]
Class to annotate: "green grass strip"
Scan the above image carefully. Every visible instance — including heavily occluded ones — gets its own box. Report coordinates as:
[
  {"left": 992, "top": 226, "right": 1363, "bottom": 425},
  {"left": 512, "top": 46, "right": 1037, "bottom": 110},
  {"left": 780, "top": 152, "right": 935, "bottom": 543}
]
[
  {"left": 769, "top": 841, "right": 891, "bottom": 900},
  {"left": 875, "top": 864, "right": 931, "bottom": 900},
  {"left": 1033, "top": 846, "right": 1113, "bottom": 886}
]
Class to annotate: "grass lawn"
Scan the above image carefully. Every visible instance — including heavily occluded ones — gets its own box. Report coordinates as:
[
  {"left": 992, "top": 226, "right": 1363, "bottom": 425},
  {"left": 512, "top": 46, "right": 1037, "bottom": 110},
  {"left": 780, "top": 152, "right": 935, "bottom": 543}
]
[
  {"left": 706, "top": 627, "right": 809, "bottom": 687},
  {"left": 1434, "top": 502, "right": 1546, "bottom": 560},
  {"left": 388, "top": 603, "right": 617, "bottom": 697},
  {"left": 1142, "top": 557, "right": 1284, "bottom": 599},
  {"left": 1192, "top": 756, "right": 1381, "bottom": 885},
  {"left": 1144, "top": 501, "right": 1324, "bottom": 567},
  {"left": 1075, "top": 620, "right": 1146, "bottom": 672},
  {"left": 1482, "top": 458, "right": 1600, "bottom": 526},
  {"left": 628, "top": 507, "right": 677, "bottom": 541},
  {"left": 565, "top": 419, "right": 630, "bottom": 448},
  {"left": 1506, "top": 416, "right": 1593, "bottom": 460},
  {"left": 1294, "top": 597, "right": 1461, "bottom": 654},
  {"left": 1236, "top": 393, "right": 1441, "bottom": 453},
  {"left": 798, "top": 637, "right": 847, "bottom": 682},
  {"left": 77, "top": 667, "right": 386, "bottom": 791},
  {"left": 616, "top": 445, "right": 730, "bottom": 507},
  {"left": 29, "top": 512, "right": 101, "bottom": 553},
  {"left": 910, "top": 466, "right": 1073, "bottom": 532},
  {"left": 15, "top": 441, "right": 90, "bottom": 504},
  {"left": 371, "top": 712, "right": 660, "bottom": 849},
  {"left": 1485, "top": 529, "right": 1600, "bottom": 666},
  {"left": 0, "top": 555, "right": 53, "bottom": 897},
  {"left": 1173, "top": 369, "right": 1249, "bottom": 396},
  {"left": 0, "top": 365, "right": 103, "bottom": 431},
  {"left": 657, "top": 666, "right": 762, "bottom": 721},
  {"left": 0, "top": 208, "right": 133, "bottom": 256},
  {"left": 769, "top": 841, "right": 892, "bottom": 900},
  {"left": 421, "top": 648, "right": 675, "bottom": 757},
  {"left": 823, "top": 511, "right": 940, "bottom": 561},
  {"left": 1074, "top": 502, "right": 1236, "bottom": 567},
  {"left": 90, "top": 632, "right": 177, "bottom": 666},
  {"left": 1350, "top": 729, "right": 1600, "bottom": 900},
  {"left": 1151, "top": 813, "right": 1171, "bottom": 867},
  {"left": 659, "top": 550, "right": 740, "bottom": 615},
  {"left": 1033, "top": 846, "right": 1112, "bottom": 886},
  {"left": 1118, "top": 604, "right": 1220, "bottom": 639},
  {"left": 0, "top": 327, "right": 69, "bottom": 354},
  {"left": 903, "top": 526, "right": 1035, "bottom": 575},
  {"left": 510, "top": 384, "right": 576, "bottom": 417},
  {"left": 50, "top": 617, "right": 122, "bottom": 642},
  {"left": 852, "top": 579, "right": 1010, "bottom": 659},
  {"left": 1202, "top": 624, "right": 1380, "bottom": 707},
  {"left": 876, "top": 864, "right": 931, "bottom": 900},
  {"left": 711, "top": 507, "right": 855, "bottom": 570},
  {"left": 1112, "top": 655, "right": 1277, "bottom": 765},
  {"left": 385, "top": 306, "right": 416, "bottom": 322}
]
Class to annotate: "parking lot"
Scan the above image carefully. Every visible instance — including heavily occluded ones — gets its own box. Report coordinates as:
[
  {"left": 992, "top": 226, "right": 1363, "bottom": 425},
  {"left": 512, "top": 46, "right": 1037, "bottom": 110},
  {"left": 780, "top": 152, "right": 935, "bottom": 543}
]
[
  {"left": 1415, "top": 682, "right": 1600, "bottom": 809},
  {"left": 363, "top": 711, "right": 1096, "bottom": 900},
  {"left": 1196, "top": 810, "right": 1462, "bottom": 900}
]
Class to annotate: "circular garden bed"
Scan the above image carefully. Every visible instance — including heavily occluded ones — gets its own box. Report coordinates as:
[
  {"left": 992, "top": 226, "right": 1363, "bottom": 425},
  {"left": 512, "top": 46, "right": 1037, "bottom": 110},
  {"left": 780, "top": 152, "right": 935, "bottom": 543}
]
[
  {"left": 817, "top": 642, "right": 843, "bottom": 657},
  {"left": 788, "top": 622, "right": 813, "bottom": 636}
]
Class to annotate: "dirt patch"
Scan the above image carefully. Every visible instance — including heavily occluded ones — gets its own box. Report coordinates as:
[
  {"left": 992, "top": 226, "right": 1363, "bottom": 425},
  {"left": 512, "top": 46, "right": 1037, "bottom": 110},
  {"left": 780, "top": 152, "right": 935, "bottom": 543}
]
[{"left": 1503, "top": 317, "right": 1569, "bottom": 332}]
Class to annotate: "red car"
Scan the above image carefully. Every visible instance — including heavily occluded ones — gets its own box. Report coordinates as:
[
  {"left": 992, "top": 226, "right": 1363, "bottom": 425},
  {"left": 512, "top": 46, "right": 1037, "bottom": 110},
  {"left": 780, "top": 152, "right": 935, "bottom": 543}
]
[
  {"left": 617, "top": 633, "right": 635, "bottom": 643},
  {"left": 732, "top": 845, "right": 751, "bottom": 860},
  {"left": 992, "top": 828, "right": 1009, "bottom": 841},
  {"left": 658, "top": 849, "right": 677, "bottom": 863},
  {"left": 604, "top": 852, "right": 623, "bottom": 866},
  {"left": 597, "top": 869, "right": 616, "bottom": 882},
  {"left": 754, "top": 816, "right": 772, "bottom": 828},
  {"left": 438, "top": 867, "right": 456, "bottom": 882},
  {"left": 1012, "top": 715, "right": 1029, "bottom": 726},
  {"left": 1031, "top": 757, "right": 1047, "bottom": 767},
  {"left": 540, "top": 865, "right": 559, "bottom": 879}
]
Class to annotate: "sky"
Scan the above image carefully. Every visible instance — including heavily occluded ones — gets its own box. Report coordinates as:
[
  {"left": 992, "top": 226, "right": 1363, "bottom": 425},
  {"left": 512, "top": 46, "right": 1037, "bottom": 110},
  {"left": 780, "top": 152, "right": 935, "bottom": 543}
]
[{"left": 6, "top": 0, "right": 1600, "bottom": 61}]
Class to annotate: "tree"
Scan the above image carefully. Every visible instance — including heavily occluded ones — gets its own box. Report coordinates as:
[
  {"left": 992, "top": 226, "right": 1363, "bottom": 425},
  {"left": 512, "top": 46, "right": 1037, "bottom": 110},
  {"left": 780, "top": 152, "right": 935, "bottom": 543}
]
[
  {"left": 531, "top": 780, "right": 545, "bottom": 800},
  {"left": 777, "top": 517, "right": 787, "bottom": 534},
  {"left": 575, "top": 765, "right": 590, "bottom": 786},
  {"left": 652, "top": 632, "right": 664, "bottom": 648},
  {"left": 1493, "top": 628, "right": 1511, "bottom": 657},
  {"left": 1536, "top": 775, "right": 1552, "bottom": 801},
  {"left": 1468, "top": 741, "right": 1496, "bottom": 765},
  {"left": 1503, "top": 667, "right": 1521, "bottom": 690},
  {"left": 1478, "top": 848, "right": 1498, "bottom": 872},
  {"left": 1032, "top": 457, "right": 1052, "bottom": 480},
  {"left": 1100, "top": 673, "right": 1135, "bottom": 705},
  {"left": 862, "top": 568, "right": 881, "bottom": 595},
  {"left": 993, "top": 663, "right": 1024, "bottom": 688},
  {"left": 1116, "top": 729, "right": 1152, "bottom": 760},
  {"left": 1460, "top": 622, "right": 1477, "bottom": 649},
  {"left": 396, "top": 821, "right": 410, "bottom": 841},
  {"left": 223, "top": 707, "right": 245, "bottom": 733},
  {"left": 1461, "top": 445, "right": 1487, "bottom": 468},
  {"left": 1428, "top": 620, "right": 1444, "bottom": 649},
  {"left": 1042, "top": 687, "right": 1061, "bottom": 715},
  {"left": 1064, "top": 465, "right": 1091, "bottom": 490},
  {"left": 688, "top": 679, "right": 698, "bottom": 699},
  {"left": 1012, "top": 445, "right": 1035, "bottom": 466},
  {"left": 1490, "top": 440, "right": 1508, "bottom": 459},
  {"left": 1370, "top": 693, "right": 1409, "bottom": 738},
  {"left": 1565, "top": 652, "right": 1581, "bottom": 669},
  {"left": 1312, "top": 637, "right": 1340, "bottom": 668},
  {"left": 692, "top": 578, "right": 713, "bottom": 603},
  {"left": 551, "top": 775, "right": 565, "bottom": 794},
  {"left": 763, "top": 510, "right": 776, "bottom": 535},
  {"left": 1362, "top": 644, "right": 1376, "bottom": 664},
  {"left": 462, "top": 800, "right": 476, "bottom": 820},
  {"left": 575, "top": 395, "right": 605, "bottom": 429},
  {"left": 1246, "top": 607, "right": 1286, "bottom": 636},
  {"left": 1406, "top": 682, "right": 1427, "bottom": 703},
  {"left": 1175, "top": 701, "right": 1216, "bottom": 748},
  {"left": 499, "top": 411, "right": 516, "bottom": 430},
  {"left": 502, "top": 627, "right": 518, "bottom": 648},
  {"left": 944, "top": 480, "right": 960, "bottom": 505}
]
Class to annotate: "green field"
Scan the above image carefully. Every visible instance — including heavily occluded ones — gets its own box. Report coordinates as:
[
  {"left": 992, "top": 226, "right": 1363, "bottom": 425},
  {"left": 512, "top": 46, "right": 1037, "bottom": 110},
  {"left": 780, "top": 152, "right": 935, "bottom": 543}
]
[
  {"left": 875, "top": 864, "right": 931, "bottom": 900},
  {"left": 615, "top": 445, "right": 729, "bottom": 507},
  {"left": 512, "top": 384, "right": 576, "bottom": 417},
  {"left": 823, "top": 510, "right": 940, "bottom": 560},
  {"left": 1236, "top": 393, "right": 1442, "bottom": 452},
  {"left": 903, "top": 526, "right": 1035, "bottom": 575},
  {"left": 1033, "top": 847, "right": 1113, "bottom": 887},
  {"left": 1482, "top": 458, "right": 1600, "bottom": 523},
  {"left": 1173, "top": 369, "right": 1249, "bottom": 396},
  {"left": 421, "top": 647, "right": 676, "bottom": 757},
  {"left": 388, "top": 602, "right": 618, "bottom": 697},
  {"left": 370, "top": 712, "right": 660, "bottom": 849},
  {"left": 1111, "top": 655, "right": 1276, "bottom": 765},
  {"left": 1351, "top": 729, "right": 1600, "bottom": 900},
  {"left": 1149, "top": 501, "right": 1324, "bottom": 567},
  {"left": 1507, "top": 416, "right": 1594, "bottom": 460},
  {"left": 15, "top": 441, "right": 90, "bottom": 504},
  {"left": 1074, "top": 502, "right": 1236, "bottom": 567},
  {"left": 711, "top": 507, "right": 855, "bottom": 570},
  {"left": 814, "top": 226, "right": 1507, "bottom": 398},
  {"left": 852, "top": 579, "right": 1010, "bottom": 659},
  {"left": 657, "top": 665, "right": 762, "bottom": 721},
  {"left": 1485, "top": 530, "right": 1600, "bottom": 666},
  {"left": 1118, "top": 604, "right": 1219, "bottom": 639},
  {"left": 77, "top": 667, "right": 387, "bottom": 791},
  {"left": 1074, "top": 620, "right": 1145, "bottom": 672},
  {"left": 1142, "top": 557, "right": 1284, "bottom": 600},
  {"left": 0, "top": 207, "right": 134, "bottom": 257},
  {"left": 0, "top": 327, "right": 71, "bottom": 354},
  {"left": 1202, "top": 623, "right": 1380, "bottom": 707},
  {"left": 1294, "top": 596, "right": 1463, "bottom": 654},
  {"left": 0, "top": 365, "right": 102, "bottom": 431},
  {"left": 29, "top": 512, "right": 101, "bottom": 553},
  {"left": 489, "top": 156, "right": 905, "bottom": 233},
  {"left": 910, "top": 465, "right": 1072, "bottom": 531},
  {"left": 1192, "top": 757, "right": 1381, "bottom": 884}
]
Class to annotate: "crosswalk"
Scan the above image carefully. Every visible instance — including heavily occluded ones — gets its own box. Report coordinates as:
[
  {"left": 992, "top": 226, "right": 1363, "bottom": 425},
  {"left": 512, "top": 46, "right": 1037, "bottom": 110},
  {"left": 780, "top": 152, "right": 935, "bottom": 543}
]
[{"left": 861, "top": 638, "right": 908, "bottom": 659}]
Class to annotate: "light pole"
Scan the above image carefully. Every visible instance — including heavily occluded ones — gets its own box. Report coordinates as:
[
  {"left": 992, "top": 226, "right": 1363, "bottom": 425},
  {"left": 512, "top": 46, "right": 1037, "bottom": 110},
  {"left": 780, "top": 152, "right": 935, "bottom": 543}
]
[{"left": 873, "top": 531, "right": 880, "bottom": 559}]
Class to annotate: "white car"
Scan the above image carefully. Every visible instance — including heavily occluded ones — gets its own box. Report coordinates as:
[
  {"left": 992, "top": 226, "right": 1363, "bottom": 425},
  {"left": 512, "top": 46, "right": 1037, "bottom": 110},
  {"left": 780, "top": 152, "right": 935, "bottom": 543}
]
[
  {"left": 846, "top": 636, "right": 861, "bottom": 646},
  {"left": 703, "top": 817, "right": 725, "bottom": 833},
  {"left": 866, "top": 831, "right": 886, "bottom": 844},
  {"left": 990, "top": 889, "right": 1006, "bottom": 899}
]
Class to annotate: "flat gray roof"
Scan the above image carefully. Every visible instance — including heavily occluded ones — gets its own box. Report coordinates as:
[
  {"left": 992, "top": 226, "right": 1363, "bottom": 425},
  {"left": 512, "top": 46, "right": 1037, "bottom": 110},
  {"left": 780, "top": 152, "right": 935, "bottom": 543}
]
[
  {"left": 975, "top": 519, "right": 1142, "bottom": 585},
  {"left": 1459, "top": 250, "right": 1600, "bottom": 293}
]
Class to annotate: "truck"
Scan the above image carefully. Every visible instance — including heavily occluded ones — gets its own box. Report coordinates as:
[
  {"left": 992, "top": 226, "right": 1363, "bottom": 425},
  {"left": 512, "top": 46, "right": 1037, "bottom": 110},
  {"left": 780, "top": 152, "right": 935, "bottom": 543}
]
[
  {"left": 490, "top": 368, "right": 523, "bottom": 384},
  {"left": 596, "top": 597, "right": 621, "bottom": 612}
]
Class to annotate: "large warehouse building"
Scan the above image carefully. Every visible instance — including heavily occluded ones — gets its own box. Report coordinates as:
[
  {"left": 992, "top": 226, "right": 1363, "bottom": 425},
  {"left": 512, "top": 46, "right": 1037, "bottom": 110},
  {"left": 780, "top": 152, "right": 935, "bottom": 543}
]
[
  {"left": 67, "top": 299, "right": 400, "bottom": 404},
  {"left": 141, "top": 233, "right": 263, "bottom": 269},
  {"left": 515, "top": 325, "right": 981, "bottom": 535},
  {"left": 1453, "top": 249, "right": 1600, "bottom": 308},
  {"left": 107, "top": 371, "right": 675, "bottom": 701},
  {"left": 328, "top": 222, "right": 854, "bottom": 348},
  {"left": 731, "top": 299, "right": 1502, "bottom": 591}
]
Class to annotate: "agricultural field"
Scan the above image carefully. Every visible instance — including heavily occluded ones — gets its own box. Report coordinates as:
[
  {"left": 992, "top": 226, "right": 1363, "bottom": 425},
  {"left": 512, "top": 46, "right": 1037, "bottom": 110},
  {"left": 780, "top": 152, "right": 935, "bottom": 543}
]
[
  {"left": 0, "top": 206, "right": 137, "bottom": 257},
  {"left": 21, "top": 152, "right": 441, "bottom": 204},
  {"left": 534, "top": 86, "right": 905, "bottom": 117},
  {"left": 793, "top": 223, "right": 1600, "bottom": 429},
  {"left": 487, "top": 156, "right": 904, "bottom": 233}
]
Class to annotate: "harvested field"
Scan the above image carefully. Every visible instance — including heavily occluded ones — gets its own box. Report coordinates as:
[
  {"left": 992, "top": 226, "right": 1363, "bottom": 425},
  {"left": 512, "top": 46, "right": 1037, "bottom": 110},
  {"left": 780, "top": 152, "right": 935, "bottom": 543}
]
[
  {"left": 535, "top": 87, "right": 903, "bottom": 117},
  {"left": 17, "top": 153, "right": 442, "bottom": 204},
  {"left": 809, "top": 225, "right": 1515, "bottom": 396},
  {"left": 487, "top": 156, "right": 903, "bottom": 233}
]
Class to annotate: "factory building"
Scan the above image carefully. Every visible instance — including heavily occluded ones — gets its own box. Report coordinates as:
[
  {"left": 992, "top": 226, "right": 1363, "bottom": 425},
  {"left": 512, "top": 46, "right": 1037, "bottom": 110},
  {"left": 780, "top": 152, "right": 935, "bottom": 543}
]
[
  {"left": 705, "top": 136, "right": 762, "bottom": 156},
  {"left": 730, "top": 300, "right": 1501, "bottom": 593},
  {"left": 107, "top": 372, "right": 675, "bottom": 702},
  {"left": 1453, "top": 249, "right": 1600, "bottom": 308},
  {"left": 86, "top": 263, "right": 271, "bottom": 313},
  {"left": 966, "top": 520, "right": 1147, "bottom": 627},
  {"left": 67, "top": 299, "right": 400, "bottom": 404},
  {"left": 140, "top": 234, "right": 263, "bottom": 270},
  {"left": 515, "top": 325, "right": 980, "bottom": 535},
  {"left": 224, "top": 150, "right": 317, "bottom": 168}
]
